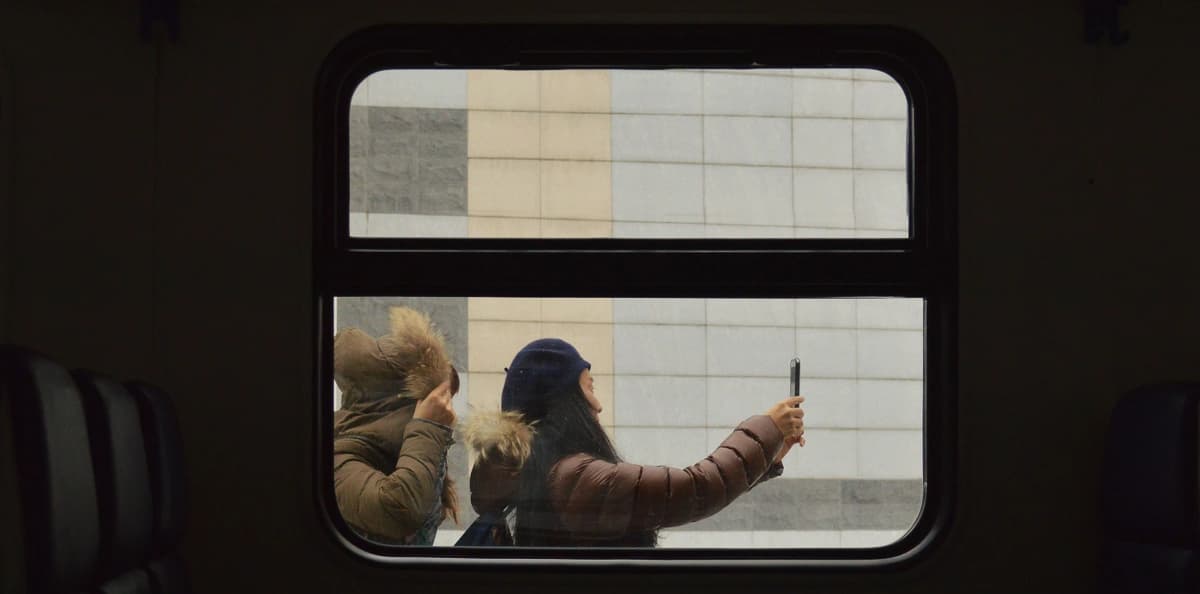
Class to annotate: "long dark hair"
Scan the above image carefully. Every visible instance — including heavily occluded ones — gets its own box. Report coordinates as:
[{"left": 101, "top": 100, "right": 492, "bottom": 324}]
[{"left": 511, "top": 385, "right": 657, "bottom": 547}]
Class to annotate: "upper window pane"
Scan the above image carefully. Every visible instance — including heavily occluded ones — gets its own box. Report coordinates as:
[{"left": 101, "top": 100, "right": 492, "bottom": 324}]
[{"left": 347, "top": 68, "right": 910, "bottom": 239}]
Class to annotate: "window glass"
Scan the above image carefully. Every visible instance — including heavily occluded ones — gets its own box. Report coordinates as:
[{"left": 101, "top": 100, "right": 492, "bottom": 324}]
[
  {"left": 347, "top": 68, "right": 909, "bottom": 239},
  {"left": 332, "top": 296, "right": 924, "bottom": 548}
]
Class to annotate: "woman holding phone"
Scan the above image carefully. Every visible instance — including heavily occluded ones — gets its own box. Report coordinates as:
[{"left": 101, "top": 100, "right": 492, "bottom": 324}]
[{"left": 460, "top": 338, "right": 806, "bottom": 547}]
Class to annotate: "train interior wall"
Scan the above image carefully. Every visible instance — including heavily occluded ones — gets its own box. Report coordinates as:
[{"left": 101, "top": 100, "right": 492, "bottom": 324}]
[{"left": 2, "top": 1, "right": 1199, "bottom": 593}]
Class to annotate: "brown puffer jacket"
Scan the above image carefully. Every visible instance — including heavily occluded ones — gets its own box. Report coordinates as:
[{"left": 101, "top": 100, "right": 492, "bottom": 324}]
[
  {"left": 333, "top": 307, "right": 457, "bottom": 544},
  {"left": 464, "top": 411, "right": 784, "bottom": 543},
  {"left": 334, "top": 400, "right": 454, "bottom": 543}
]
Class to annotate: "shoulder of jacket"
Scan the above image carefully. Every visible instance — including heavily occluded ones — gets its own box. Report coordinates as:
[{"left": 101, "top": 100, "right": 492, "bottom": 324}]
[
  {"left": 333, "top": 433, "right": 381, "bottom": 459},
  {"left": 548, "top": 453, "right": 607, "bottom": 483}
]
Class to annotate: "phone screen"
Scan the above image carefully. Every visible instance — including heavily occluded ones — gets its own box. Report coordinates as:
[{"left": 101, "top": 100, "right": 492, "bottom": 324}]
[{"left": 789, "top": 357, "right": 801, "bottom": 398}]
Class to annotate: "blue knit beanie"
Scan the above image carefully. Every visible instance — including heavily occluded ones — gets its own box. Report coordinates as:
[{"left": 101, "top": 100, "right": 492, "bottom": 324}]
[{"left": 500, "top": 338, "right": 591, "bottom": 420}]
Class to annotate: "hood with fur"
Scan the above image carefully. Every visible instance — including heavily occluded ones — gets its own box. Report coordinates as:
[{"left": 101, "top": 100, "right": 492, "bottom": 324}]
[
  {"left": 461, "top": 409, "right": 535, "bottom": 515},
  {"left": 462, "top": 409, "right": 535, "bottom": 465},
  {"left": 334, "top": 306, "right": 454, "bottom": 409}
]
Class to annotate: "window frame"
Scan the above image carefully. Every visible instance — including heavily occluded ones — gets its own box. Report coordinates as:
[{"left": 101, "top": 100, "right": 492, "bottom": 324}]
[{"left": 313, "top": 24, "right": 957, "bottom": 571}]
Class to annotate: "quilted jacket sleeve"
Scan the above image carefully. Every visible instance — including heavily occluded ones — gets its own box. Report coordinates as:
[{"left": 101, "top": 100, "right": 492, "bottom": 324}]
[
  {"left": 546, "top": 415, "right": 784, "bottom": 540},
  {"left": 333, "top": 419, "right": 453, "bottom": 541},
  {"left": 470, "top": 456, "right": 521, "bottom": 515}
]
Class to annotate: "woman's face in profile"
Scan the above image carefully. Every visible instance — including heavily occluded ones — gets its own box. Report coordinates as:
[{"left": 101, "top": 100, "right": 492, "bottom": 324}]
[{"left": 579, "top": 368, "right": 601, "bottom": 418}]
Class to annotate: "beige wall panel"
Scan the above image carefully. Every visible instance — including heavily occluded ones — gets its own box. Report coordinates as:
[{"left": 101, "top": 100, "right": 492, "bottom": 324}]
[
  {"left": 540, "top": 321, "right": 613, "bottom": 376},
  {"left": 469, "top": 297, "right": 542, "bottom": 321},
  {"left": 467, "top": 216, "right": 540, "bottom": 238},
  {"left": 467, "top": 111, "right": 539, "bottom": 159},
  {"left": 542, "top": 298, "right": 612, "bottom": 323},
  {"left": 541, "top": 218, "right": 612, "bottom": 238},
  {"left": 540, "top": 113, "right": 610, "bottom": 161},
  {"left": 467, "top": 158, "right": 540, "bottom": 217},
  {"left": 468, "top": 320, "right": 543, "bottom": 372},
  {"left": 467, "top": 70, "right": 540, "bottom": 111},
  {"left": 540, "top": 70, "right": 611, "bottom": 113},
  {"left": 540, "top": 160, "right": 612, "bottom": 221}
]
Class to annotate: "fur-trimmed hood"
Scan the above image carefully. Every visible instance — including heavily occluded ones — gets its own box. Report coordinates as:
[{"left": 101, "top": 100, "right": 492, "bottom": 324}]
[
  {"left": 461, "top": 409, "right": 535, "bottom": 516},
  {"left": 334, "top": 307, "right": 454, "bottom": 409},
  {"left": 462, "top": 409, "right": 535, "bottom": 465},
  {"left": 460, "top": 408, "right": 532, "bottom": 516}
]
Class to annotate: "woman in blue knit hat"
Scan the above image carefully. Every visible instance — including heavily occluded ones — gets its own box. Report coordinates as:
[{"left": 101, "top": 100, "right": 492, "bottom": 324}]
[{"left": 459, "top": 338, "right": 806, "bottom": 547}]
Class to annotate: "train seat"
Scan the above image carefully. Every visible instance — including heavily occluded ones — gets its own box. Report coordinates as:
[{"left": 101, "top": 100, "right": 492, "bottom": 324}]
[
  {"left": 127, "top": 381, "right": 191, "bottom": 594},
  {"left": 0, "top": 346, "right": 103, "bottom": 594},
  {"left": 75, "top": 370, "right": 157, "bottom": 594},
  {"left": 1100, "top": 383, "right": 1200, "bottom": 593}
]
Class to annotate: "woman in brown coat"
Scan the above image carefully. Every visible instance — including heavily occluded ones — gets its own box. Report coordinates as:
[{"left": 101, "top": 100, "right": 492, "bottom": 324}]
[
  {"left": 462, "top": 338, "right": 806, "bottom": 547},
  {"left": 333, "top": 307, "right": 459, "bottom": 545}
]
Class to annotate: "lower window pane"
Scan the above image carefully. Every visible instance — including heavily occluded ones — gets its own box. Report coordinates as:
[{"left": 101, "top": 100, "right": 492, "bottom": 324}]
[{"left": 332, "top": 297, "right": 924, "bottom": 549}]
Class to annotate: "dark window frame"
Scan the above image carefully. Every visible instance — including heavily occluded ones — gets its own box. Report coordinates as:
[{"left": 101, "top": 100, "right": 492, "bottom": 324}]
[{"left": 313, "top": 24, "right": 957, "bottom": 571}]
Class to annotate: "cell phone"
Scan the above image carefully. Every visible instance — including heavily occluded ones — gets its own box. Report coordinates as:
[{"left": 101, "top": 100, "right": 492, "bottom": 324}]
[{"left": 789, "top": 357, "right": 802, "bottom": 401}]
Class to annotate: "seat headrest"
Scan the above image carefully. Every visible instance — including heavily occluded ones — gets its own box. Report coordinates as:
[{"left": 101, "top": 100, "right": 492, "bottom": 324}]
[
  {"left": 1101, "top": 382, "right": 1200, "bottom": 547},
  {"left": 1100, "top": 540, "right": 1199, "bottom": 593},
  {"left": 75, "top": 370, "right": 154, "bottom": 579},
  {"left": 0, "top": 346, "right": 100, "bottom": 593},
  {"left": 126, "top": 382, "right": 187, "bottom": 553}
]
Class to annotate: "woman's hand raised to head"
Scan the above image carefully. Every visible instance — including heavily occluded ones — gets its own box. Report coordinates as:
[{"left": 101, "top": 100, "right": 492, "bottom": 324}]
[
  {"left": 413, "top": 379, "right": 456, "bottom": 427},
  {"left": 766, "top": 396, "right": 806, "bottom": 447}
]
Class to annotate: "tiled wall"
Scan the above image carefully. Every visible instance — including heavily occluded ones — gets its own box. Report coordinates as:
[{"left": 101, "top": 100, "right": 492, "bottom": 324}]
[
  {"left": 338, "top": 68, "right": 921, "bottom": 547},
  {"left": 348, "top": 71, "right": 470, "bottom": 237},
  {"left": 608, "top": 298, "right": 924, "bottom": 483},
  {"left": 465, "top": 70, "right": 614, "bottom": 238},
  {"left": 349, "top": 68, "right": 909, "bottom": 239}
]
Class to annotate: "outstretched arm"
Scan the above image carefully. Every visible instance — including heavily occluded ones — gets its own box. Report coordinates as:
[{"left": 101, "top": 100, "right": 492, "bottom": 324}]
[{"left": 548, "top": 415, "right": 786, "bottom": 540}]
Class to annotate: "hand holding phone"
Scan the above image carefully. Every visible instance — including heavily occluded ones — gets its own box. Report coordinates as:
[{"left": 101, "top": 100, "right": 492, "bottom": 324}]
[
  {"left": 788, "top": 357, "right": 806, "bottom": 449},
  {"left": 767, "top": 358, "right": 806, "bottom": 456}
]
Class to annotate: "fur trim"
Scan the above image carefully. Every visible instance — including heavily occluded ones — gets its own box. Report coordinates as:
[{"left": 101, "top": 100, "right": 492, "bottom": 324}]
[
  {"left": 335, "top": 306, "right": 455, "bottom": 406},
  {"left": 382, "top": 307, "right": 454, "bottom": 400},
  {"left": 462, "top": 409, "right": 534, "bottom": 465}
]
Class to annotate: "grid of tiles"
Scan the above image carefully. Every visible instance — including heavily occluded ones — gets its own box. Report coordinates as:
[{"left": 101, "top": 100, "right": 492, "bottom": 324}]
[
  {"left": 610, "top": 69, "right": 907, "bottom": 238},
  {"left": 608, "top": 298, "right": 924, "bottom": 483},
  {"left": 466, "top": 71, "right": 614, "bottom": 238},
  {"left": 348, "top": 68, "right": 909, "bottom": 238}
]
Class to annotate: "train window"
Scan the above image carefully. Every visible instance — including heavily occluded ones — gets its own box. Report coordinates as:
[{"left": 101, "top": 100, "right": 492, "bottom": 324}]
[
  {"left": 334, "top": 296, "right": 925, "bottom": 549},
  {"left": 346, "top": 68, "right": 909, "bottom": 239},
  {"left": 316, "top": 25, "right": 955, "bottom": 568}
]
